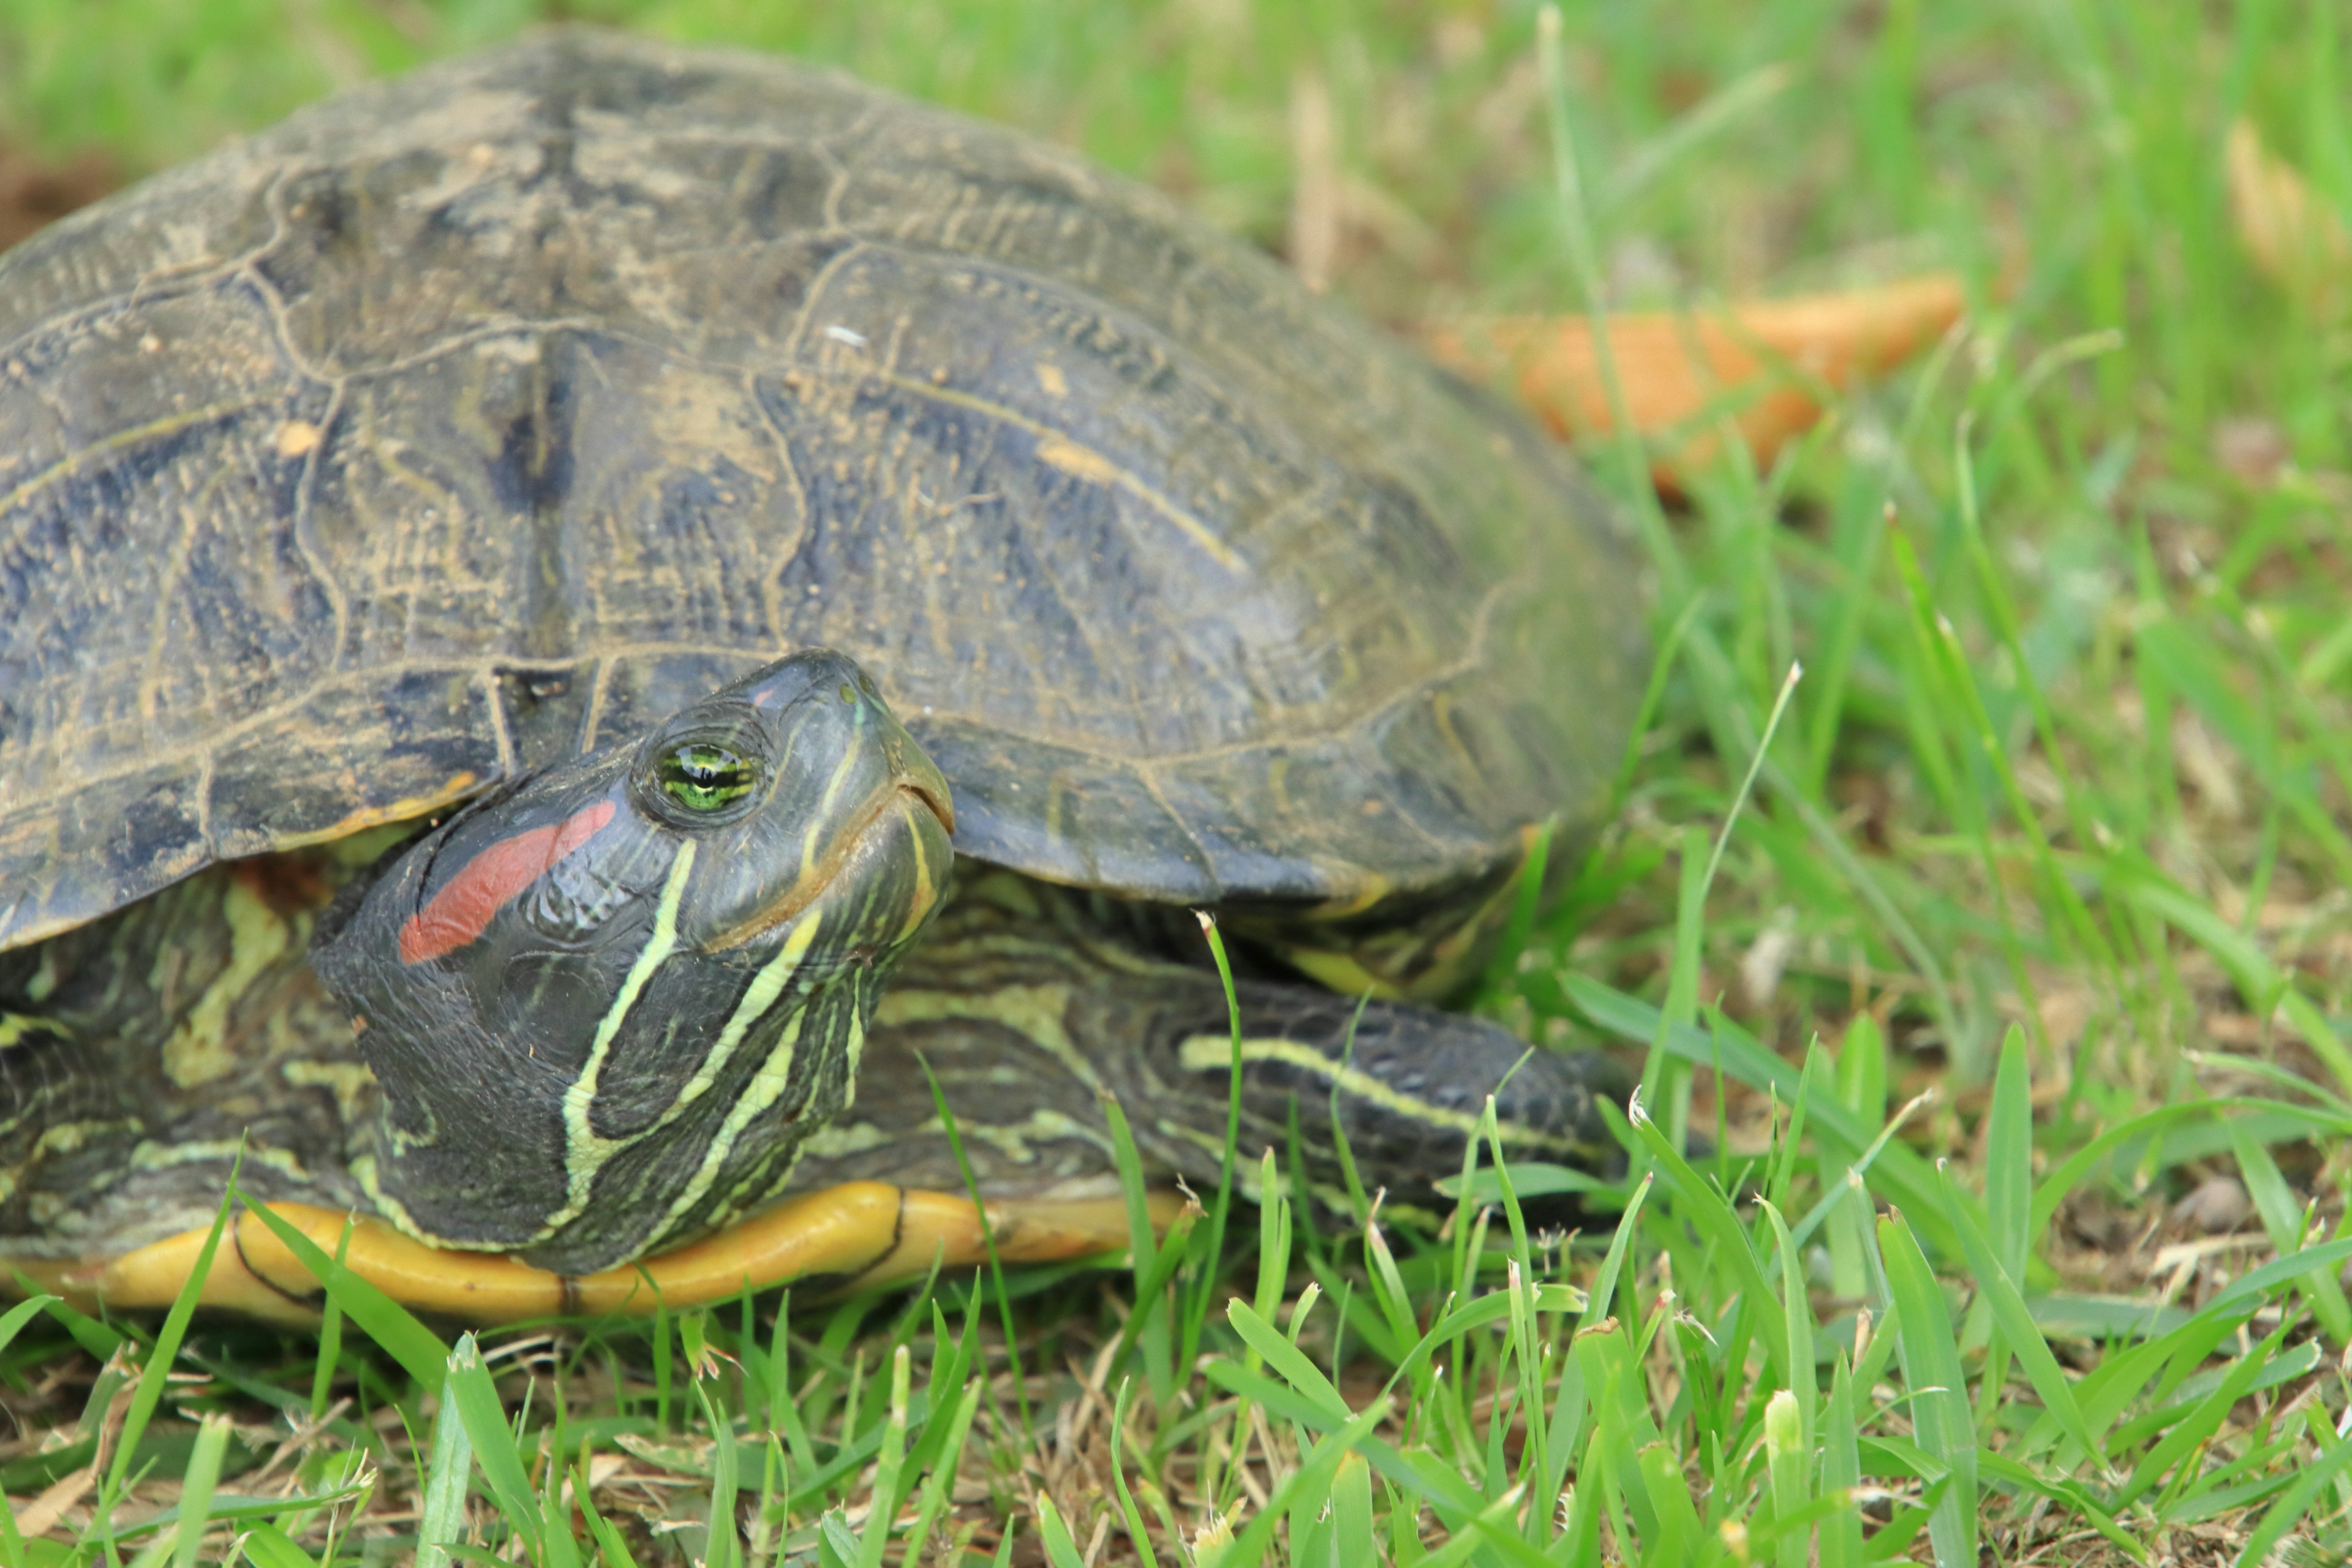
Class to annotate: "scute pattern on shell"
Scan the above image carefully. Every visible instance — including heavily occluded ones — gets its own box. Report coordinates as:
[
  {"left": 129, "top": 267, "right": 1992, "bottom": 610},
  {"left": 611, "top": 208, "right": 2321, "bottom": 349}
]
[{"left": 0, "top": 28, "right": 1645, "bottom": 951}]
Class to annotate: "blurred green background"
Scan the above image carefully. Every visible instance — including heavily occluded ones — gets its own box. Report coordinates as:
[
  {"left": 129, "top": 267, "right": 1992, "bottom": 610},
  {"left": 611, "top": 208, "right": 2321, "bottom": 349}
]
[{"left": 12, "top": 0, "right": 2328, "bottom": 342}]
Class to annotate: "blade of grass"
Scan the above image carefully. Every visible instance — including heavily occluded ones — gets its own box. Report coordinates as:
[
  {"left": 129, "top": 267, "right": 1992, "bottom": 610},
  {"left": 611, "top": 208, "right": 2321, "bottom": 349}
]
[
  {"left": 1933, "top": 1163, "right": 2105, "bottom": 1470},
  {"left": 102, "top": 1159, "right": 244, "bottom": 1510},
  {"left": 2228, "top": 1120, "right": 2352, "bottom": 1343},
  {"left": 1622, "top": 1101, "right": 1789, "bottom": 1379},
  {"left": 704, "top": 1378, "right": 742, "bottom": 1568},
  {"left": 1034, "top": 1494, "right": 1086, "bottom": 1568},
  {"left": 1182, "top": 911, "right": 1248, "bottom": 1384},
  {"left": 1567, "top": 975, "right": 1964, "bottom": 1255},
  {"left": 2232, "top": 1428, "right": 2352, "bottom": 1567},
  {"left": 307, "top": 1216, "right": 354, "bottom": 1425},
  {"left": 1104, "top": 1378, "right": 1160, "bottom": 1568},
  {"left": 154, "top": 1412, "right": 229, "bottom": 1568},
  {"left": 916, "top": 1051, "right": 1031, "bottom": 1443},
  {"left": 442, "top": 1333, "right": 543, "bottom": 1560},
  {"left": 234, "top": 1193, "right": 450, "bottom": 1390},
  {"left": 236, "top": 1523, "right": 322, "bottom": 1568},
  {"left": 1985, "top": 1025, "right": 2032, "bottom": 1279},
  {"left": 2118, "top": 1322, "right": 2288, "bottom": 1510},
  {"left": 1877, "top": 1209, "right": 1977, "bottom": 1568},
  {"left": 1101, "top": 1087, "right": 1173, "bottom": 1401},
  {"left": 1760, "top": 1199, "right": 1814, "bottom": 1463},
  {"left": 1203, "top": 1397, "right": 1394, "bottom": 1568},
  {"left": 900, "top": 1378, "right": 981, "bottom": 1567},
  {"left": 414, "top": 1355, "right": 475, "bottom": 1568},
  {"left": 1821, "top": 1355, "right": 1864, "bottom": 1568},
  {"left": 851, "top": 1346, "right": 909, "bottom": 1568}
]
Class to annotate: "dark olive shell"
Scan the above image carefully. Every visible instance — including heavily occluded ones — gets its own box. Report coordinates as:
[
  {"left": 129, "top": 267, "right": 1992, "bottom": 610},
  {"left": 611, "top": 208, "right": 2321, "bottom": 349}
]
[{"left": 0, "top": 29, "right": 1645, "bottom": 951}]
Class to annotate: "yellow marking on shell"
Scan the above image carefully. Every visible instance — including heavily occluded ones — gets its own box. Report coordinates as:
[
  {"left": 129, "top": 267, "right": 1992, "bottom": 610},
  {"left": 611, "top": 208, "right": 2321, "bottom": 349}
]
[
  {"left": 1174, "top": 1034, "right": 1582, "bottom": 1151},
  {"left": 160, "top": 878, "right": 289, "bottom": 1087},
  {"left": 837, "top": 367, "right": 1242, "bottom": 572},
  {"left": 1033, "top": 434, "right": 1243, "bottom": 571},
  {"left": 545, "top": 840, "right": 698, "bottom": 1237},
  {"left": 274, "top": 773, "right": 483, "bottom": 853},
  {"left": 872, "top": 982, "right": 1102, "bottom": 1093},
  {"left": 1035, "top": 362, "right": 1068, "bottom": 397},
  {"left": 0, "top": 400, "right": 261, "bottom": 519},
  {"left": 274, "top": 420, "right": 323, "bottom": 458},
  {"left": 15, "top": 1186, "right": 1185, "bottom": 1324},
  {"left": 0, "top": 914, "right": 95, "bottom": 951},
  {"left": 1044, "top": 773, "right": 1068, "bottom": 845}
]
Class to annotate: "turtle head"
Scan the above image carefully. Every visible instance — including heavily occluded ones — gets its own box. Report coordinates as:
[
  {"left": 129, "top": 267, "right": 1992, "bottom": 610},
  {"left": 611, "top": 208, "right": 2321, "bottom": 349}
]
[{"left": 311, "top": 649, "right": 955, "bottom": 1275}]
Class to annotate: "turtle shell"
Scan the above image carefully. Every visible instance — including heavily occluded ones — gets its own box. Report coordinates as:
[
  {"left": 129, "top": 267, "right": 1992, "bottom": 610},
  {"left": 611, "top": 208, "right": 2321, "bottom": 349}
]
[{"left": 0, "top": 29, "right": 1646, "bottom": 952}]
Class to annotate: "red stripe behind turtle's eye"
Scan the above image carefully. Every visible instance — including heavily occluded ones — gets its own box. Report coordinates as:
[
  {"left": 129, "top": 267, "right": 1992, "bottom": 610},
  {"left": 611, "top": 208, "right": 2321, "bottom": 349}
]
[{"left": 397, "top": 800, "right": 618, "bottom": 965}]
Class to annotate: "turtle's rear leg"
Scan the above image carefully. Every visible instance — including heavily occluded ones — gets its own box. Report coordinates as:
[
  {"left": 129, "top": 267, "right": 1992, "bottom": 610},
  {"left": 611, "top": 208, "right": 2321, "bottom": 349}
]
[
  {"left": 0, "top": 859, "right": 374, "bottom": 1266},
  {"left": 796, "top": 872, "right": 1632, "bottom": 1217}
]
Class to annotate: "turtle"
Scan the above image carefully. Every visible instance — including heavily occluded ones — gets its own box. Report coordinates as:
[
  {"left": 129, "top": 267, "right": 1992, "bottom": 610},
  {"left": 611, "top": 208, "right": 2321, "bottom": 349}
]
[{"left": 0, "top": 28, "right": 1648, "bottom": 1324}]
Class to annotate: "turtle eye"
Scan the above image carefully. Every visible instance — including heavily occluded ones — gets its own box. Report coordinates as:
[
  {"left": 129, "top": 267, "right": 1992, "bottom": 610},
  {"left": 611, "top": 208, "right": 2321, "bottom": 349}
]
[{"left": 657, "top": 743, "right": 759, "bottom": 813}]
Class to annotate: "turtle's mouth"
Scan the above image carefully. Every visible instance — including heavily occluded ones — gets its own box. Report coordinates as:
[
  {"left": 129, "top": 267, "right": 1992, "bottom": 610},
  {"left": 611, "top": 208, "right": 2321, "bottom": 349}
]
[
  {"left": 706, "top": 777, "right": 956, "bottom": 954},
  {"left": 899, "top": 774, "right": 956, "bottom": 839}
]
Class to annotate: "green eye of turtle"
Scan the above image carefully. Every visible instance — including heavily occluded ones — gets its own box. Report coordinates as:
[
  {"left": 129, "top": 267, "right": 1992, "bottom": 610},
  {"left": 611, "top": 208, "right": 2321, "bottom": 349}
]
[{"left": 657, "top": 744, "right": 758, "bottom": 812}]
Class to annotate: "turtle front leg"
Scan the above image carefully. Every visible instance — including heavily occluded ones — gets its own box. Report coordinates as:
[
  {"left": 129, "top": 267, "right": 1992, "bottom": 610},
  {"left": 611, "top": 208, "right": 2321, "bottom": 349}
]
[{"left": 791, "top": 873, "right": 1635, "bottom": 1224}]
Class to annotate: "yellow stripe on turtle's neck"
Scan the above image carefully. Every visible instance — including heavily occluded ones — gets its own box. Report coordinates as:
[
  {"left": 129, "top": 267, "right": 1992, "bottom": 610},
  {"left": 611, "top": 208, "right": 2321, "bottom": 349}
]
[{"left": 541, "top": 839, "right": 698, "bottom": 1239}]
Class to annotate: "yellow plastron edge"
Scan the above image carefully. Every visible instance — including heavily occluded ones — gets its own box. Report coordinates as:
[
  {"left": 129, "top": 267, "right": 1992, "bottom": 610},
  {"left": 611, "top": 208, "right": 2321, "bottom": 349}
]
[{"left": 12, "top": 1183, "right": 1186, "bottom": 1327}]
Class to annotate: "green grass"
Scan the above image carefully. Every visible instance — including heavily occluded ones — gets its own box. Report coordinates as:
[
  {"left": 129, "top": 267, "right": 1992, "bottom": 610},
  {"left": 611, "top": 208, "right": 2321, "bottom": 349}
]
[{"left": 6, "top": 0, "right": 2352, "bottom": 1562}]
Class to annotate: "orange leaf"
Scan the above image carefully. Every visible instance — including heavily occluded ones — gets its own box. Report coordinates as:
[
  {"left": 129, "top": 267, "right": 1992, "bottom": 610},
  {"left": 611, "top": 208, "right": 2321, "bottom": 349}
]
[{"left": 1424, "top": 272, "right": 1966, "bottom": 492}]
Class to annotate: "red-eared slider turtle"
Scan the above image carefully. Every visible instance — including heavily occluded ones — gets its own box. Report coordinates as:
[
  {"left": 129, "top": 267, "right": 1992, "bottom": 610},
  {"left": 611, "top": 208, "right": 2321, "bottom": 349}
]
[{"left": 0, "top": 29, "right": 1645, "bottom": 1322}]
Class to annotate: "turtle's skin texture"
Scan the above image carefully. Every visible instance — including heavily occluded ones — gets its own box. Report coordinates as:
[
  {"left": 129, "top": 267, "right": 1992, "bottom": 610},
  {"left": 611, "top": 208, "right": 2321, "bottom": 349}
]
[{"left": 0, "top": 31, "right": 1646, "bottom": 1300}]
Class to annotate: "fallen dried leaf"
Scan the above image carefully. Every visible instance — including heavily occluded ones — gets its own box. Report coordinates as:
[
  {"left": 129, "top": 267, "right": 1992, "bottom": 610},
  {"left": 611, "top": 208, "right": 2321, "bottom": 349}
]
[
  {"left": 2169, "top": 1175, "right": 2251, "bottom": 1237},
  {"left": 2226, "top": 119, "right": 2350, "bottom": 313},
  {"left": 1424, "top": 272, "right": 1965, "bottom": 491},
  {"left": 9, "top": 1463, "right": 94, "bottom": 1540},
  {"left": 2212, "top": 415, "right": 2290, "bottom": 484}
]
